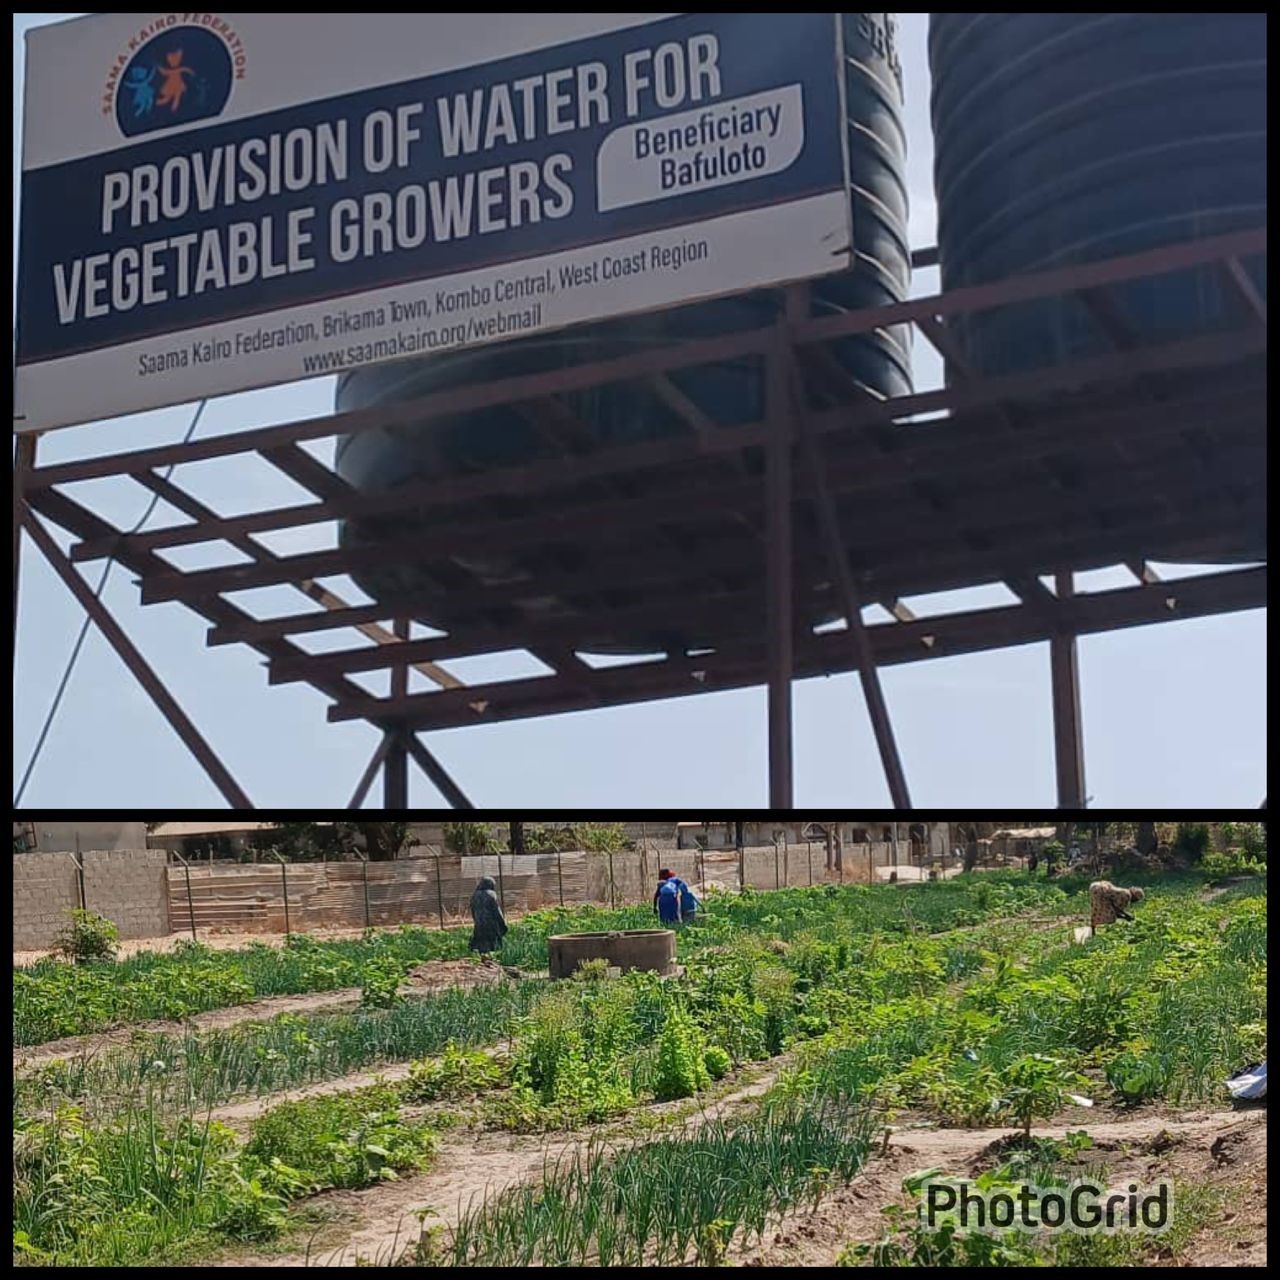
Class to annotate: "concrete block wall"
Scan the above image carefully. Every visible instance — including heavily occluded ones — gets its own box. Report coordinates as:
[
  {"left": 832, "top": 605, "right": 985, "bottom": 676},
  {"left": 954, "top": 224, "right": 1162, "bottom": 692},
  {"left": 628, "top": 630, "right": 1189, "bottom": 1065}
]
[
  {"left": 12, "top": 850, "right": 83, "bottom": 950},
  {"left": 14, "top": 848, "right": 169, "bottom": 950},
  {"left": 82, "top": 849, "right": 171, "bottom": 940}
]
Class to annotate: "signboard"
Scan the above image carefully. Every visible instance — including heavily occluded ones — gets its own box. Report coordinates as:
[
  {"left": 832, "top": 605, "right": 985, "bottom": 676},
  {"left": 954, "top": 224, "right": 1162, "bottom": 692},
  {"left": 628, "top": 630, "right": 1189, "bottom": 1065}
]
[{"left": 15, "top": 13, "right": 851, "bottom": 433}]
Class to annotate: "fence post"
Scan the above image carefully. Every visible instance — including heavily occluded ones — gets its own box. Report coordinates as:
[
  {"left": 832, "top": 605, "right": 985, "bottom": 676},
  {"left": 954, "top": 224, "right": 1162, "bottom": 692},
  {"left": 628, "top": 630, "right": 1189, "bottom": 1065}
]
[
  {"left": 277, "top": 856, "right": 290, "bottom": 936},
  {"left": 739, "top": 844, "right": 745, "bottom": 892},
  {"left": 497, "top": 852, "right": 506, "bottom": 912},
  {"left": 174, "top": 850, "right": 198, "bottom": 942},
  {"left": 361, "top": 854, "right": 371, "bottom": 929},
  {"left": 607, "top": 850, "right": 615, "bottom": 908},
  {"left": 74, "top": 834, "right": 86, "bottom": 911},
  {"left": 807, "top": 840, "right": 813, "bottom": 886},
  {"left": 698, "top": 845, "right": 705, "bottom": 894},
  {"left": 774, "top": 839, "right": 780, "bottom": 890},
  {"left": 556, "top": 849, "right": 564, "bottom": 906},
  {"left": 435, "top": 855, "right": 446, "bottom": 929}
]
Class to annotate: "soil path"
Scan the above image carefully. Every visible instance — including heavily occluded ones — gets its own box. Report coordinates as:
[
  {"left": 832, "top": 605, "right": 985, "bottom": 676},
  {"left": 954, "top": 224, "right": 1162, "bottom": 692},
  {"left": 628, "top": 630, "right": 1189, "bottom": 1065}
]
[{"left": 14, "top": 960, "right": 500, "bottom": 1073}]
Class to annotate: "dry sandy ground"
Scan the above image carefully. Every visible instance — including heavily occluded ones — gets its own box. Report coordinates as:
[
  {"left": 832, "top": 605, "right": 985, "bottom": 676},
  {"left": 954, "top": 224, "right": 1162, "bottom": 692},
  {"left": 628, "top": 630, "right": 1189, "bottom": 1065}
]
[
  {"left": 736, "top": 1106, "right": 1267, "bottom": 1268},
  {"left": 13, "top": 958, "right": 503, "bottom": 1073}
]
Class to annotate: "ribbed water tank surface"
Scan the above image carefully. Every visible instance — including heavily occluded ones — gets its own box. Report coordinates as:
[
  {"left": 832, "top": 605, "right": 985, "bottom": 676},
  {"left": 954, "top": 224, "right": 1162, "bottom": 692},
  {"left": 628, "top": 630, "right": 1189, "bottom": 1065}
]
[
  {"left": 336, "top": 15, "right": 910, "bottom": 653},
  {"left": 929, "top": 12, "right": 1267, "bottom": 376}
]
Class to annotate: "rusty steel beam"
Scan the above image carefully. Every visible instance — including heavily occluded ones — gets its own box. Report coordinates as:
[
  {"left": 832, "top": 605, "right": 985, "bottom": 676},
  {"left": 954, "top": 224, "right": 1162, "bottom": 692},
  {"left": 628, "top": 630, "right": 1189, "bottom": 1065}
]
[
  {"left": 794, "top": 227, "right": 1266, "bottom": 348},
  {"left": 67, "top": 333, "right": 1263, "bottom": 570},
  {"left": 131, "top": 366, "right": 1265, "bottom": 607},
  {"left": 133, "top": 470, "right": 466, "bottom": 692},
  {"left": 185, "top": 463, "right": 1264, "bottom": 665},
  {"left": 23, "top": 510, "right": 254, "bottom": 808},
  {"left": 28, "top": 227, "right": 1264, "bottom": 494},
  {"left": 785, "top": 287, "right": 911, "bottom": 808},
  {"left": 261, "top": 442, "right": 357, "bottom": 501},
  {"left": 347, "top": 732, "right": 395, "bottom": 809},
  {"left": 401, "top": 733, "right": 474, "bottom": 809},
  {"left": 322, "top": 566, "right": 1266, "bottom": 729},
  {"left": 1049, "top": 573, "right": 1088, "bottom": 810},
  {"left": 253, "top": 475, "right": 1263, "bottom": 682}
]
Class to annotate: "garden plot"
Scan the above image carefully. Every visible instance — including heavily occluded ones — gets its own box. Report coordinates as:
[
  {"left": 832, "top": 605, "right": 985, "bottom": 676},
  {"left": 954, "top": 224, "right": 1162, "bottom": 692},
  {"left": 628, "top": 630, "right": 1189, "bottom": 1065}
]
[{"left": 12, "top": 871, "right": 1266, "bottom": 1268}]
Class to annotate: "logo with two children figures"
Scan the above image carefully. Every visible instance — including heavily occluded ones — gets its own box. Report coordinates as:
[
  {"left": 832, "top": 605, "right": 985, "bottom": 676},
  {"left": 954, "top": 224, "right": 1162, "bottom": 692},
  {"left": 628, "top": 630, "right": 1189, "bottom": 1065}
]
[{"left": 115, "top": 25, "right": 234, "bottom": 137}]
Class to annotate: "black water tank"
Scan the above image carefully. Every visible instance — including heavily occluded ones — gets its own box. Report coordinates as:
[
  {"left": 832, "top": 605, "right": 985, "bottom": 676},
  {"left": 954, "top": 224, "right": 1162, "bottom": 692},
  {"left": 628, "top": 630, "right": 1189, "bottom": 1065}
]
[
  {"left": 928, "top": 12, "right": 1267, "bottom": 377},
  {"left": 336, "top": 14, "right": 911, "bottom": 653}
]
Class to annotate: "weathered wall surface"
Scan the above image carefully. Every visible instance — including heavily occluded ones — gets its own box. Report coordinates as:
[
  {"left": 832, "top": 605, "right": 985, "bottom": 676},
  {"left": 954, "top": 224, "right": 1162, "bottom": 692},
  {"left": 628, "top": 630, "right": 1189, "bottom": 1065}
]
[
  {"left": 83, "top": 849, "right": 170, "bottom": 941},
  {"left": 13, "top": 848, "right": 170, "bottom": 950}
]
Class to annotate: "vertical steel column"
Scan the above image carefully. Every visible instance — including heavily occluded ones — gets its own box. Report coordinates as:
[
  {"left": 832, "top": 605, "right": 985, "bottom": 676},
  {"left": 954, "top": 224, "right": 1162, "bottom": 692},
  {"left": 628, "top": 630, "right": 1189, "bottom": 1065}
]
[
  {"left": 765, "top": 329, "right": 795, "bottom": 806},
  {"left": 784, "top": 286, "right": 911, "bottom": 808},
  {"left": 1050, "top": 572, "right": 1088, "bottom": 808},
  {"left": 384, "top": 618, "right": 410, "bottom": 808}
]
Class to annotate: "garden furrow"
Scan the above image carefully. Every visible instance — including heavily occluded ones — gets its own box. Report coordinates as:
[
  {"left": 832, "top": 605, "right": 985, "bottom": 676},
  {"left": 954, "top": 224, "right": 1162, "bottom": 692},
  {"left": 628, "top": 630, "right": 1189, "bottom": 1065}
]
[
  {"left": 14, "top": 959, "right": 509, "bottom": 1075},
  {"left": 215, "top": 1064, "right": 789, "bottom": 1267},
  {"left": 13, "top": 988, "right": 363, "bottom": 1073}
]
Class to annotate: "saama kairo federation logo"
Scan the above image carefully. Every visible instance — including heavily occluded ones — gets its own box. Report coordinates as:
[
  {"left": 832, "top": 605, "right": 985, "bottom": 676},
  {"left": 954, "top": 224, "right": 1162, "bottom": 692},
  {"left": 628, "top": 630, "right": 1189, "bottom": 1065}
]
[{"left": 109, "top": 17, "right": 243, "bottom": 137}]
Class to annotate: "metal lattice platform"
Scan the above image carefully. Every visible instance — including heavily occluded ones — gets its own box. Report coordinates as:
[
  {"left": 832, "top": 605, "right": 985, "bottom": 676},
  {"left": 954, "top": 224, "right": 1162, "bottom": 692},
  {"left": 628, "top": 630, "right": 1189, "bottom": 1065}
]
[{"left": 15, "top": 227, "right": 1267, "bottom": 808}]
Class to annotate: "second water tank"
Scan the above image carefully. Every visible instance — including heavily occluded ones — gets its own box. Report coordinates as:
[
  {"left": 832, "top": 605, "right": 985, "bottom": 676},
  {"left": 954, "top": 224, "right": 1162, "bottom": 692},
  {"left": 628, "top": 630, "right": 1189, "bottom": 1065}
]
[{"left": 929, "top": 12, "right": 1267, "bottom": 377}]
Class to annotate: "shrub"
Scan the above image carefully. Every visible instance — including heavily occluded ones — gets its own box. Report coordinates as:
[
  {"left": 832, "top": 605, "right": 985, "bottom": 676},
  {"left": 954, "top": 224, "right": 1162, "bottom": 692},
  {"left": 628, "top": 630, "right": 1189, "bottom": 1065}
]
[
  {"left": 55, "top": 909, "right": 120, "bottom": 964},
  {"left": 1173, "top": 823, "right": 1211, "bottom": 861},
  {"left": 704, "top": 1046, "right": 732, "bottom": 1080}
]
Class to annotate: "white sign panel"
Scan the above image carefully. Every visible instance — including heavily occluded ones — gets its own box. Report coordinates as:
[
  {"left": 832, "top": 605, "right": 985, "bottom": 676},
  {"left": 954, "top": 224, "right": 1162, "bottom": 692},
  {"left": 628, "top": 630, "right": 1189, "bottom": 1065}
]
[{"left": 15, "top": 12, "right": 850, "bottom": 433}]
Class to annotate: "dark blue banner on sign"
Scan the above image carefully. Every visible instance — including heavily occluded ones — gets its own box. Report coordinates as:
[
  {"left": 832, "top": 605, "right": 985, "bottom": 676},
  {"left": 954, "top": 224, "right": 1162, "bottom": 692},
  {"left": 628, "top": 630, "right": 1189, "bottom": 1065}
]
[{"left": 17, "top": 12, "right": 845, "bottom": 366}]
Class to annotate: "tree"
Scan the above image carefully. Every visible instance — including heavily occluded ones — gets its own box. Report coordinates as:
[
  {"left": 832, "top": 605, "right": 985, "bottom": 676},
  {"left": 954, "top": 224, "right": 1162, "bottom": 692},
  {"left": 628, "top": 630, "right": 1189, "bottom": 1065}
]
[
  {"left": 352, "top": 822, "right": 409, "bottom": 861},
  {"left": 509, "top": 821, "right": 527, "bottom": 857},
  {"left": 1135, "top": 822, "right": 1157, "bottom": 857}
]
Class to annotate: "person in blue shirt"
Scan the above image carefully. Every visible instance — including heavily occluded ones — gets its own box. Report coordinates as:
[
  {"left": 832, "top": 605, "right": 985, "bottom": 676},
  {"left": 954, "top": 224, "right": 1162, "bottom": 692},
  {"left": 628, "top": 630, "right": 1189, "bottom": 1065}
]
[
  {"left": 655, "top": 876, "right": 682, "bottom": 925},
  {"left": 654, "top": 868, "right": 700, "bottom": 923}
]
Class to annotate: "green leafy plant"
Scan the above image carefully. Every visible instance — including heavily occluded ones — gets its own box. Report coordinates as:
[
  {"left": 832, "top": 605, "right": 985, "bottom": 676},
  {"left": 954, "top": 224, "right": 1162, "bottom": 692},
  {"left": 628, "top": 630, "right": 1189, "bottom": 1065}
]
[
  {"left": 703, "top": 1045, "right": 732, "bottom": 1080},
  {"left": 244, "top": 1086, "right": 435, "bottom": 1191},
  {"left": 654, "top": 1006, "right": 711, "bottom": 1100},
  {"left": 54, "top": 909, "right": 120, "bottom": 964},
  {"left": 405, "top": 1042, "right": 505, "bottom": 1101},
  {"left": 360, "top": 953, "right": 408, "bottom": 1010},
  {"left": 999, "top": 1055, "right": 1090, "bottom": 1138}
]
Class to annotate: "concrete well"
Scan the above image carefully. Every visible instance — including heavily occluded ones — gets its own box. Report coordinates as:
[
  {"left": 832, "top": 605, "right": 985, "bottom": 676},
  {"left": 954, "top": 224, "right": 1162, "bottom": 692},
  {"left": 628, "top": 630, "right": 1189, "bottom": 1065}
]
[{"left": 548, "top": 929, "right": 676, "bottom": 979}]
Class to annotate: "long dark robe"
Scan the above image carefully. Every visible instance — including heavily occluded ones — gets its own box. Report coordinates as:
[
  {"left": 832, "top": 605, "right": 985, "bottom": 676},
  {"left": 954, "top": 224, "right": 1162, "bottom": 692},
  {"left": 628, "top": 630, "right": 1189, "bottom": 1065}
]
[{"left": 469, "top": 875, "right": 508, "bottom": 953}]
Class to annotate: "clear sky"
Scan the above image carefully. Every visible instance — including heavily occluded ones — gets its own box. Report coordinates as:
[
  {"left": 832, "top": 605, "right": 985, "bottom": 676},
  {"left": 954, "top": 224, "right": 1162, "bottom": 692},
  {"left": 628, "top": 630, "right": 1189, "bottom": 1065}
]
[{"left": 12, "top": 13, "right": 1266, "bottom": 809}]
